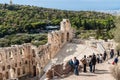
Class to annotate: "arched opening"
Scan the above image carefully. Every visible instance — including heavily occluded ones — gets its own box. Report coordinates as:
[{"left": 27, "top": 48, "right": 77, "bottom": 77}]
[
  {"left": 0, "top": 73, "right": 3, "bottom": 80},
  {"left": 23, "top": 67, "right": 25, "bottom": 74},
  {"left": 33, "top": 66, "right": 36, "bottom": 77},
  {"left": 0, "top": 54, "right": 2, "bottom": 62},
  {"left": 5, "top": 72, "right": 9, "bottom": 79},
  {"left": 2, "top": 66, "right": 5, "bottom": 71},
  {"left": 32, "top": 49, "right": 36, "bottom": 57},
  {"left": 61, "top": 33, "right": 64, "bottom": 43},
  {"left": 20, "top": 48, "right": 25, "bottom": 58},
  {"left": 67, "top": 32, "right": 69, "bottom": 41},
  {"left": 17, "top": 68, "right": 20, "bottom": 76},
  {"left": 9, "top": 51, "right": 13, "bottom": 59}
]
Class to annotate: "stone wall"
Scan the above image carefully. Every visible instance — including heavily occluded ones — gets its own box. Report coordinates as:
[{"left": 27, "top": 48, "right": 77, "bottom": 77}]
[{"left": 0, "top": 19, "right": 73, "bottom": 80}]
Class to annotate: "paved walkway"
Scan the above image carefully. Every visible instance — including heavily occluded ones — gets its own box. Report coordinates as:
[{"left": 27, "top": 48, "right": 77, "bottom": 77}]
[
  {"left": 41, "top": 42, "right": 116, "bottom": 80},
  {"left": 43, "top": 43, "right": 100, "bottom": 72},
  {"left": 60, "top": 59, "right": 115, "bottom": 80}
]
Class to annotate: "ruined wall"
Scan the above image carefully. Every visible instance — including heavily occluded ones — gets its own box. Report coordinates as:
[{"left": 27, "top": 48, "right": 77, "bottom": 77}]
[
  {"left": 0, "top": 44, "right": 32, "bottom": 80},
  {"left": 0, "top": 19, "right": 73, "bottom": 80},
  {"left": 32, "top": 19, "right": 73, "bottom": 78}
]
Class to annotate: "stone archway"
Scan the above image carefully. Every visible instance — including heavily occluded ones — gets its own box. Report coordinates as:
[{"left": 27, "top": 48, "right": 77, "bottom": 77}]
[{"left": 0, "top": 73, "right": 3, "bottom": 80}]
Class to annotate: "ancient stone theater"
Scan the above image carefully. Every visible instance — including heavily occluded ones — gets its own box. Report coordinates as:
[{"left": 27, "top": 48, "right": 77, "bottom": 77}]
[{"left": 0, "top": 19, "right": 73, "bottom": 80}]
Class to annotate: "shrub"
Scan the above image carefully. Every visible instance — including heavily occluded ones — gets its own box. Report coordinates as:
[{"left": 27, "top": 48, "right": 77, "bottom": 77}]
[
  {"left": 0, "top": 38, "right": 10, "bottom": 47},
  {"left": 31, "top": 40, "right": 47, "bottom": 47}
]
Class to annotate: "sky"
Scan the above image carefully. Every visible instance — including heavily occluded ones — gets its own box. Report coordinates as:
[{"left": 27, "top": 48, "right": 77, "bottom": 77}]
[{"left": 0, "top": 0, "right": 120, "bottom": 11}]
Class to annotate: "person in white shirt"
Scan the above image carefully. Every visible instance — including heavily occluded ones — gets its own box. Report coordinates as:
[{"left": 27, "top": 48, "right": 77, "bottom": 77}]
[{"left": 99, "top": 54, "right": 103, "bottom": 63}]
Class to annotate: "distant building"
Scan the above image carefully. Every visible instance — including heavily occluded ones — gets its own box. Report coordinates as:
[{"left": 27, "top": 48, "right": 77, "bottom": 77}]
[{"left": 45, "top": 26, "right": 60, "bottom": 31}]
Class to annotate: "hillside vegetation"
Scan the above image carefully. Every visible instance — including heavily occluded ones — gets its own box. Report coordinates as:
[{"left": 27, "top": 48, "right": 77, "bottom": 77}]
[
  {"left": 0, "top": 4, "right": 116, "bottom": 47},
  {"left": 114, "top": 16, "right": 120, "bottom": 50}
]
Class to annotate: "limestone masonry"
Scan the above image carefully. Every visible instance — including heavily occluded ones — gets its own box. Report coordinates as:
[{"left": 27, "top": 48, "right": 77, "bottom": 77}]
[{"left": 0, "top": 19, "right": 74, "bottom": 80}]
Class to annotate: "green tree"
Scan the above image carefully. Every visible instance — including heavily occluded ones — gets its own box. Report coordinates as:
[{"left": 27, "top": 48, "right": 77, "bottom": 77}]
[{"left": 114, "top": 16, "right": 120, "bottom": 50}]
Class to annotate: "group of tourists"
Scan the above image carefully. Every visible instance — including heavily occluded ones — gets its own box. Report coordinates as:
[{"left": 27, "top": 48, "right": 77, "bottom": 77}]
[
  {"left": 68, "top": 53, "right": 97, "bottom": 76},
  {"left": 81, "top": 53, "right": 98, "bottom": 73},
  {"left": 68, "top": 49, "right": 119, "bottom": 76}
]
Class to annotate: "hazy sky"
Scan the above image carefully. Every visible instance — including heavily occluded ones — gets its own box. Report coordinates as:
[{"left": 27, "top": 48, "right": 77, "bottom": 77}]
[{"left": 0, "top": 0, "right": 120, "bottom": 10}]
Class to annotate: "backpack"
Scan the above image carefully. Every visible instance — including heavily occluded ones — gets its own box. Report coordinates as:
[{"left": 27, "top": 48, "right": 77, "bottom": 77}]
[
  {"left": 82, "top": 59, "right": 87, "bottom": 64},
  {"left": 114, "top": 58, "right": 118, "bottom": 63}
]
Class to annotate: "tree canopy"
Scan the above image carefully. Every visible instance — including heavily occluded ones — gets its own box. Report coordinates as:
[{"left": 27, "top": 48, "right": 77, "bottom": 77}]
[
  {"left": 0, "top": 4, "right": 115, "bottom": 37},
  {"left": 0, "top": 3, "right": 116, "bottom": 47},
  {"left": 114, "top": 16, "right": 120, "bottom": 50}
]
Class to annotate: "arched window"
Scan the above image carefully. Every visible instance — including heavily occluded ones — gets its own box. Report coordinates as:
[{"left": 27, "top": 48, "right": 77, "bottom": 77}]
[
  {"left": 32, "top": 49, "right": 36, "bottom": 57},
  {"left": 20, "top": 49, "right": 22, "bottom": 55},
  {"left": 17, "top": 68, "right": 20, "bottom": 76},
  {"left": 2, "top": 66, "right": 5, "bottom": 71},
  {"left": 9, "top": 51, "right": 13, "bottom": 59},
  {"left": 61, "top": 33, "right": 64, "bottom": 43},
  {"left": 67, "top": 32, "right": 69, "bottom": 41},
  {"left": 5, "top": 72, "right": 9, "bottom": 79},
  {"left": 20, "top": 49, "right": 25, "bottom": 58},
  {"left": 0, "top": 54, "right": 2, "bottom": 62},
  {"left": 23, "top": 67, "right": 25, "bottom": 74},
  {"left": 25, "top": 60, "right": 28, "bottom": 64}
]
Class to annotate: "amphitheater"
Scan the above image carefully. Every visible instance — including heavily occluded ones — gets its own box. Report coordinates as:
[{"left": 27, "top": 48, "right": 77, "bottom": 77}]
[{"left": 0, "top": 19, "right": 117, "bottom": 80}]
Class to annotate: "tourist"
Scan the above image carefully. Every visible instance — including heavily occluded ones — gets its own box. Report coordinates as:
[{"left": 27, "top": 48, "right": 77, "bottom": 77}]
[
  {"left": 82, "top": 55, "right": 87, "bottom": 72},
  {"left": 88, "top": 55, "right": 93, "bottom": 72},
  {"left": 73, "top": 57, "right": 79, "bottom": 75},
  {"left": 113, "top": 56, "right": 119, "bottom": 64},
  {"left": 100, "top": 54, "right": 103, "bottom": 63},
  {"left": 110, "top": 49, "right": 114, "bottom": 59},
  {"left": 91, "top": 54, "right": 97, "bottom": 72},
  {"left": 68, "top": 59, "right": 74, "bottom": 71},
  {"left": 96, "top": 54, "right": 100, "bottom": 63},
  {"left": 103, "top": 51, "right": 107, "bottom": 61}
]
